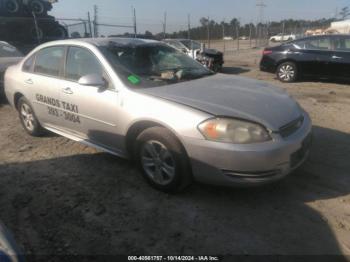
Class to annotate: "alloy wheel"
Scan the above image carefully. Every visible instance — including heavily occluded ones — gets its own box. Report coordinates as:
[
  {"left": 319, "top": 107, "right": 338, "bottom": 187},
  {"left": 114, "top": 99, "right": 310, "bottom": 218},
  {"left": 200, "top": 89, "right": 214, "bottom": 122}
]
[
  {"left": 278, "top": 64, "right": 295, "bottom": 82},
  {"left": 20, "top": 103, "right": 35, "bottom": 132},
  {"left": 141, "top": 140, "right": 176, "bottom": 186}
]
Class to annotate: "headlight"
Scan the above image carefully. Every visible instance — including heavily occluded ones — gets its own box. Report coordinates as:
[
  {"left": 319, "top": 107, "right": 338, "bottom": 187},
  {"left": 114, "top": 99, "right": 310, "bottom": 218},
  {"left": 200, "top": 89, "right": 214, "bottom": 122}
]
[{"left": 198, "top": 118, "right": 271, "bottom": 144}]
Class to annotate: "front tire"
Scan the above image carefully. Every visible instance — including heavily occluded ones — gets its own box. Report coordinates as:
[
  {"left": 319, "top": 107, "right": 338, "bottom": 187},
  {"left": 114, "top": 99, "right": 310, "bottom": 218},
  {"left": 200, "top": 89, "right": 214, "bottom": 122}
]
[
  {"left": 135, "top": 127, "right": 192, "bottom": 193},
  {"left": 17, "top": 97, "right": 45, "bottom": 137},
  {"left": 276, "top": 62, "right": 298, "bottom": 83}
]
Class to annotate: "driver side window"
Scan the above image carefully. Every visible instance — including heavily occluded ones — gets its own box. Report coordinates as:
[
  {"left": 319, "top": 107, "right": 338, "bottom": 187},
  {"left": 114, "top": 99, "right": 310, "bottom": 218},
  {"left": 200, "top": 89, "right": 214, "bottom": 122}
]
[{"left": 65, "top": 46, "right": 112, "bottom": 88}]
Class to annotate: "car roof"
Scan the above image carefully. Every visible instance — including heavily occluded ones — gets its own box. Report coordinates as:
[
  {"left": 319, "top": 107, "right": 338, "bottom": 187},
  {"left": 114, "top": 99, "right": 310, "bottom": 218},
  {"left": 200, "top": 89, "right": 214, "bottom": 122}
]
[
  {"left": 293, "top": 34, "right": 350, "bottom": 42},
  {"left": 39, "top": 37, "right": 160, "bottom": 48},
  {"left": 164, "top": 39, "right": 190, "bottom": 42}
]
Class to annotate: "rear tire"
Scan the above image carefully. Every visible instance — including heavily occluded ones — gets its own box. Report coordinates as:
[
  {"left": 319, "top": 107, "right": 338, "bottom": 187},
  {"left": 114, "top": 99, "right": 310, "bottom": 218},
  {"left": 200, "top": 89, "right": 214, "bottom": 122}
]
[
  {"left": 276, "top": 61, "right": 298, "bottom": 83},
  {"left": 135, "top": 127, "right": 192, "bottom": 193},
  {"left": 17, "top": 97, "right": 45, "bottom": 137}
]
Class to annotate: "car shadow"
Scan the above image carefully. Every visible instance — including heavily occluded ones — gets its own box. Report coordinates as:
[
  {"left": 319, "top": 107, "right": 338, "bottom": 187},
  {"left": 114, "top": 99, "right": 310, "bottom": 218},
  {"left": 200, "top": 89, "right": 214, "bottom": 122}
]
[
  {"left": 0, "top": 91, "right": 8, "bottom": 108},
  {"left": 295, "top": 77, "right": 350, "bottom": 86},
  {"left": 221, "top": 66, "right": 250, "bottom": 75},
  {"left": 0, "top": 126, "right": 349, "bottom": 258}
]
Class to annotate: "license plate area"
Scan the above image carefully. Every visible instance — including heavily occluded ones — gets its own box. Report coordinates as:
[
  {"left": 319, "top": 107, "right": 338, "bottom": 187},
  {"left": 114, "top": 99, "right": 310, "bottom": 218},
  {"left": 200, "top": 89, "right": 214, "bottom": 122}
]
[{"left": 291, "top": 133, "right": 312, "bottom": 168}]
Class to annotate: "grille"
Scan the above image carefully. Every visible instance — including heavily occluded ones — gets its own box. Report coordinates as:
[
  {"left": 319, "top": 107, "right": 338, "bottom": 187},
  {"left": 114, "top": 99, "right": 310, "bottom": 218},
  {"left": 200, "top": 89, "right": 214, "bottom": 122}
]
[{"left": 279, "top": 116, "right": 304, "bottom": 138}]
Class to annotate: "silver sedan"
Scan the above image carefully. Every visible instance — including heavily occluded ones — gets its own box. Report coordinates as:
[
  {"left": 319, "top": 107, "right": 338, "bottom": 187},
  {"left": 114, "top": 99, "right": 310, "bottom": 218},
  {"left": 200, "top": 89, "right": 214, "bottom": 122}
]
[{"left": 4, "top": 38, "right": 312, "bottom": 192}]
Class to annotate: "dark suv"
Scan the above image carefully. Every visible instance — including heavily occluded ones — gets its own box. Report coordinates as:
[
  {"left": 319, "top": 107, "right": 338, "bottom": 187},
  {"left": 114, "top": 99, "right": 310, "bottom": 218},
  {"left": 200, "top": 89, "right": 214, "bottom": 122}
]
[{"left": 260, "top": 34, "right": 350, "bottom": 82}]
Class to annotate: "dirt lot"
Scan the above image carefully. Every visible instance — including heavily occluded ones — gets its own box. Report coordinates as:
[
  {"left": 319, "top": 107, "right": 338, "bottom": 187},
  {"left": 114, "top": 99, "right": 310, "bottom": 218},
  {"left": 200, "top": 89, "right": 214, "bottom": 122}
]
[{"left": 0, "top": 48, "right": 350, "bottom": 259}]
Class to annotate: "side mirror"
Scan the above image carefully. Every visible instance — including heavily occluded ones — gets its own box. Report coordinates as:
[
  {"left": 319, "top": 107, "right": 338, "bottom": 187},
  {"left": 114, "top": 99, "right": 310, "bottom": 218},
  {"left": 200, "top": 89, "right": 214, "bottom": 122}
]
[{"left": 78, "top": 74, "right": 106, "bottom": 88}]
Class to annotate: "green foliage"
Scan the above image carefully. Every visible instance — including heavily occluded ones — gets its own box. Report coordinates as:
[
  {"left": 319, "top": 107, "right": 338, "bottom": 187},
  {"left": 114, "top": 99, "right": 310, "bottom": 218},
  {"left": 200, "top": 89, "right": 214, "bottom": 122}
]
[{"left": 161, "top": 17, "right": 336, "bottom": 40}]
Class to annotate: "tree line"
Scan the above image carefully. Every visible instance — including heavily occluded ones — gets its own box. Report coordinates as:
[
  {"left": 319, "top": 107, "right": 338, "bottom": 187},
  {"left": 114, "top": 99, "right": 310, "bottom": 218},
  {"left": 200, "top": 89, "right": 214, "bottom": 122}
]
[{"left": 154, "top": 17, "right": 337, "bottom": 40}]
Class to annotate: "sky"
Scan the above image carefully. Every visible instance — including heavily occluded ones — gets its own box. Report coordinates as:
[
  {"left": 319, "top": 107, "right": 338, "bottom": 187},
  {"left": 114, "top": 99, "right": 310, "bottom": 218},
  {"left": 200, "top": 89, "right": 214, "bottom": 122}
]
[{"left": 50, "top": 0, "right": 350, "bottom": 36}]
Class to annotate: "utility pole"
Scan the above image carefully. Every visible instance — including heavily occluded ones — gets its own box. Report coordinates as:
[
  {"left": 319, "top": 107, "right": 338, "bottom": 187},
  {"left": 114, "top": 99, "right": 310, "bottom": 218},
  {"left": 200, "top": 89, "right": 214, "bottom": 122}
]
[
  {"left": 87, "top": 12, "right": 92, "bottom": 37},
  {"left": 132, "top": 6, "right": 137, "bottom": 38},
  {"left": 93, "top": 5, "right": 98, "bottom": 37},
  {"left": 256, "top": 0, "right": 266, "bottom": 46},
  {"left": 222, "top": 19, "right": 226, "bottom": 53},
  {"left": 207, "top": 16, "right": 210, "bottom": 48},
  {"left": 163, "top": 12, "right": 167, "bottom": 39},
  {"left": 236, "top": 18, "right": 240, "bottom": 50},
  {"left": 187, "top": 14, "right": 191, "bottom": 39}
]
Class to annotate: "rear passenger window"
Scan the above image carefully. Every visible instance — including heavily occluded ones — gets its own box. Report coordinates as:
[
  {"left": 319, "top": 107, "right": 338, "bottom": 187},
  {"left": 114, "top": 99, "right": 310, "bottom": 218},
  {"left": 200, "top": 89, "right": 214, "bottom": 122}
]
[
  {"left": 22, "top": 55, "right": 35, "bottom": 72},
  {"left": 294, "top": 38, "right": 331, "bottom": 50},
  {"left": 34, "top": 47, "right": 64, "bottom": 77},
  {"left": 65, "top": 47, "right": 103, "bottom": 81},
  {"left": 333, "top": 37, "right": 350, "bottom": 51}
]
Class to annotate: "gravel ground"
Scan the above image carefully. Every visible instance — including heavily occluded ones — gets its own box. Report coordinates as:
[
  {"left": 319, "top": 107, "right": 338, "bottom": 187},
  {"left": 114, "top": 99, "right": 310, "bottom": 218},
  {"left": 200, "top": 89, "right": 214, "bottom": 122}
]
[{"left": 0, "top": 48, "right": 350, "bottom": 259}]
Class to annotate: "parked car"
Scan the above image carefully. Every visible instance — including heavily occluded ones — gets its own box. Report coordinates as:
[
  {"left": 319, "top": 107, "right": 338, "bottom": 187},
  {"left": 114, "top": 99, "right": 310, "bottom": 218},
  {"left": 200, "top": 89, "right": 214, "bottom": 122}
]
[
  {"left": 239, "top": 36, "right": 248, "bottom": 40},
  {"left": 163, "top": 39, "right": 224, "bottom": 72},
  {"left": 269, "top": 33, "right": 296, "bottom": 42},
  {"left": 5, "top": 38, "right": 312, "bottom": 192},
  {"left": 260, "top": 34, "right": 350, "bottom": 82},
  {"left": 0, "top": 41, "right": 23, "bottom": 89}
]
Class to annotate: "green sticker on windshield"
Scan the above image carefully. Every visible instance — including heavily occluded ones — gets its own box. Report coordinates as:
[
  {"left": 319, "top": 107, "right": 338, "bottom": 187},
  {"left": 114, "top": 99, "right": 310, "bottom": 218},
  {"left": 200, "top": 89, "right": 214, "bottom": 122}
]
[{"left": 128, "top": 75, "right": 140, "bottom": 85}]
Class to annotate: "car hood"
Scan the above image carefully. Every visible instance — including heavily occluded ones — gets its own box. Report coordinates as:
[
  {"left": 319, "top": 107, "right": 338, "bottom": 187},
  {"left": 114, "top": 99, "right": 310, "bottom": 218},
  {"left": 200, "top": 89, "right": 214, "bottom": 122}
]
[
  {"left": 0, "top": 57, "right": 22, "bottom": 72},
  {"left": 137, "top": 74, "right": 302, "bottom": 131}
]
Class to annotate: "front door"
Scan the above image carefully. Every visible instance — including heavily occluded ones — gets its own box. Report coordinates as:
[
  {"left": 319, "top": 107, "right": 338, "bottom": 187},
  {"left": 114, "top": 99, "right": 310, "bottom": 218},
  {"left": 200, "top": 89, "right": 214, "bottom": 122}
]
[
  {"left": 330, "top": 35, "right": 350, "bottom": 79},
  {"left": 56, "top": 46, "right": 124, "bottom": 153}
]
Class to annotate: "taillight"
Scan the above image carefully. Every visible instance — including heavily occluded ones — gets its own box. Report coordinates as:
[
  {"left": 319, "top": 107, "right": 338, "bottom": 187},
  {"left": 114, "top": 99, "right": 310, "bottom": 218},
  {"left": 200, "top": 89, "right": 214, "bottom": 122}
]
[{"left": 263, "top": 50, "right": 273, "bottom": 55}]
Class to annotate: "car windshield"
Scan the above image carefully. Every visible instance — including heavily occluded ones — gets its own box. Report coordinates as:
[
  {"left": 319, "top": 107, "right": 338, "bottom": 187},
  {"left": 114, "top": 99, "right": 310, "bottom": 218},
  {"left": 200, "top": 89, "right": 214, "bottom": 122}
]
[
  {"left": 99, "top": 42, "right": 213, "bottom": 88},
  {"left": 180, "top": 40, "right": 201, "bottom": 50},
  {"left": 0, "top": 43, "right": 22, "bottom": 57}
]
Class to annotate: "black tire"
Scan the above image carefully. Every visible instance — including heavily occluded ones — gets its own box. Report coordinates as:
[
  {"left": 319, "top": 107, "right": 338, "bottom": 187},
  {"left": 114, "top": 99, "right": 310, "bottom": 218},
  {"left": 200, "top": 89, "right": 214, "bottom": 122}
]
[
  {"left": 276, "top": 61, "right": 298, "bottom": 83},
  {"left": 3, "top": 0, "right": 20, "bottom": 14},
  {"left": 17, "top": 97, "right": 45, "bottom": 136},
  {"left": 211, "top": 63, "right": 222, "bottom": 73},
  {"left": 47, "top": 24, "right": 68, "bottom": 39},
  {"left": 135, "top": 127, "right": 192, "bottom": 193},
  {"left": 28, "top": 0, "right": 45, "bottom": 15}
]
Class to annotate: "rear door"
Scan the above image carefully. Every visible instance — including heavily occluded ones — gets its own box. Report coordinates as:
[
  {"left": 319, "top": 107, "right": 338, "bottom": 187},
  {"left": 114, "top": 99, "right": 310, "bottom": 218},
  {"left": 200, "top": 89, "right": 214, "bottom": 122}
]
[
  {"left": 292, "top": 36, "right": 333, "bottom": 77},
  {"left": 25, "top": 46, "right": 65, "bottom": 127},
  {"left": 330, "top": 35, "right": 350, "bottom": 79}
]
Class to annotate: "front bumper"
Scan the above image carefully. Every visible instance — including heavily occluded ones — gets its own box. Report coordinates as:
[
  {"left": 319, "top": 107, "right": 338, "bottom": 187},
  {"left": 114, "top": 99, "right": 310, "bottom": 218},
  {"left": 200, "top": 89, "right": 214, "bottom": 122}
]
[{"left": 182, "top": 113, "right": 312, "bottom": 187}]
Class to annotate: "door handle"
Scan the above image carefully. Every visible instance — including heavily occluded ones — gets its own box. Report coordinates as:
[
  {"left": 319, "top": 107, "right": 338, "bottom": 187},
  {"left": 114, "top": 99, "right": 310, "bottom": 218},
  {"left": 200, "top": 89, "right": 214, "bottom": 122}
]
[
  {"left": 332, "top": 55, "right": 342, "bottom": 59},
  {"left": 25, "top": 79, "right": 33, "bottom": 85},
  {"left": 62, "top": 87, "right": 73, "bottom": 94}
]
